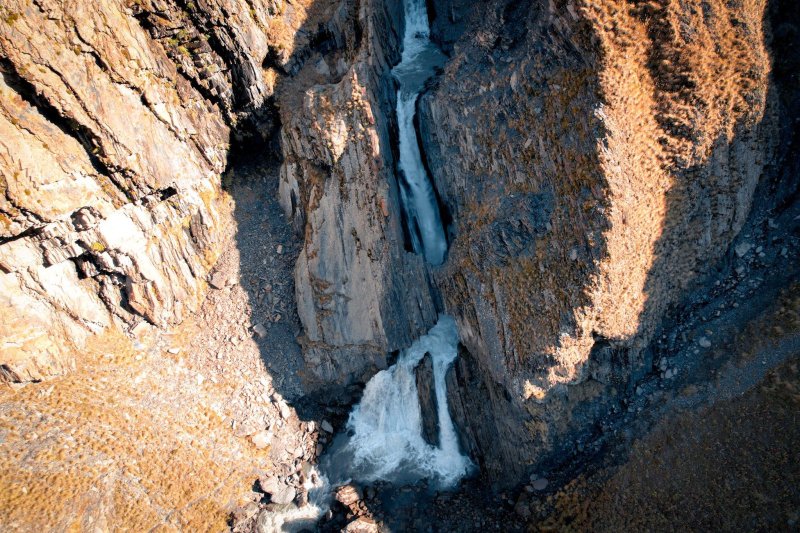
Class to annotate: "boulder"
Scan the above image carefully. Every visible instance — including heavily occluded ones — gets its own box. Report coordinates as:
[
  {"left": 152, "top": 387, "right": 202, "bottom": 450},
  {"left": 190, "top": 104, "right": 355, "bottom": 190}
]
[{"left": 335, "top": 484, "right": 362, "bottom": 509}]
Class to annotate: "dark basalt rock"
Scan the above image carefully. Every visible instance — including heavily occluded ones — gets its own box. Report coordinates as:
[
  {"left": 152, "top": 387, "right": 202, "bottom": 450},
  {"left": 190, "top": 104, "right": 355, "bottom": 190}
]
[{"left": 415, "top": 353, "right": 440, "bottom": 447}]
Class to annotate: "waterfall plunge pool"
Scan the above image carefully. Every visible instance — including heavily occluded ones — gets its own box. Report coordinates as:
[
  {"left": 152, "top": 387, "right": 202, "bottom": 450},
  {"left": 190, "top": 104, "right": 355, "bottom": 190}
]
[
  {"left": 319, "top": 315, "right": 474, "bottom": 490},
  {"left": 266, "top": 316, "right": 474, "bottom": 531}
]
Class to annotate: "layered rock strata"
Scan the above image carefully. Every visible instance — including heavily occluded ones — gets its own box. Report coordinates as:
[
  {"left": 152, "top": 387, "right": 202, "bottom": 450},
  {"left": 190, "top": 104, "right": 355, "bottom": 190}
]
[
  {"left": 276, "top": 0, "right": 438, "bottom": 389},
  {"left": 0, "top": 0, "right": 788, "bottom": 496},
  {"left": 0, "top": 0, "right": 339, "bottom": 381}
]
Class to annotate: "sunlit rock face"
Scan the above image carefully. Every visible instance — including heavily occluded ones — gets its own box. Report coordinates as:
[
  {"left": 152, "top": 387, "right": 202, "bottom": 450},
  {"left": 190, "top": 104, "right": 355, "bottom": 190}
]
[
  {"left": 418, "top": 0, "right": 778, "bottom": 483},
  {"left": 0, "top": 0, "right": 786, "bottom": 497},
  {"left": 0, "top": 0, "right": 343, "bottom": 381}
]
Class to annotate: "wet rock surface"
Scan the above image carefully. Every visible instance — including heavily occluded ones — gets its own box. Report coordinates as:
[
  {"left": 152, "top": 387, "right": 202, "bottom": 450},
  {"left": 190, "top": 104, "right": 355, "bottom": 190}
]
[{"left": 415, "top": 353, "right": 440, "bottom": 446}]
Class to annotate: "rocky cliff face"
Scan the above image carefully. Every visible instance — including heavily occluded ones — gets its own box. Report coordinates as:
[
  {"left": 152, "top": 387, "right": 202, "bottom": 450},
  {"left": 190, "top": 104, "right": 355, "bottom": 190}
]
[
  {"left": 0, "top": 0, "right": 789, "bottom": 497},
  {"left": 0, "top": 0, "right": 440, "bottom": 390},
  {"left": 419, "top": 0, "right": 778, "bottom": 483},
  {"left": 0, "top": 0, "right": 324, "bottom": 381}
]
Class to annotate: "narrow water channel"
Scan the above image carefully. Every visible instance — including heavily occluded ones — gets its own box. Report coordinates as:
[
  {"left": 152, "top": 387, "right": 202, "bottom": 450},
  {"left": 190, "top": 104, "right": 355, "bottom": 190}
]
[
  {"left": 393, "top": 0, "right": 448, "bottom": 265},
  {"left": 267, "top": 2, "right": 468, "bottom": 529}
]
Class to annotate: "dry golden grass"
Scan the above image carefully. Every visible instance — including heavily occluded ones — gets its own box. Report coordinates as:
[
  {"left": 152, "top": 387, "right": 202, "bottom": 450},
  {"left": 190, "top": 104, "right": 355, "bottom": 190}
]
[
  {"left": 531, "top": 285, "right": 800, "bottom": 531},
  {"left": 533, "top": 356, "right": 800, "bottom": 532},
  {"left": 0, "top": 327, "right": 267, "bottom": 532}
]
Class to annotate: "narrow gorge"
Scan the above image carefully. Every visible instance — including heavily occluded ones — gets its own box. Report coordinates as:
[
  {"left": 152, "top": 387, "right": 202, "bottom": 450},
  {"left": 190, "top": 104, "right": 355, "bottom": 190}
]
[{"left": 1, "top": 0, "right": 799, "bottom": 531}]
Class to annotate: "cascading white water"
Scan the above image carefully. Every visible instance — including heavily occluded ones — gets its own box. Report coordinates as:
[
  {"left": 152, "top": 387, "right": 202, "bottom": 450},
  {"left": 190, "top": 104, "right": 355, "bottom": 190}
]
[
  {"left": 266, "top": 317, "right": 470, "bottom": 531},
  {"left": 393, "top": 0, "right": 448, "bottom": 265},
  {"left": 267, "top": 5, "right": 467, "bottom": 529},
  {"left": 320, "top": 1, "right": 471, "bottom": 488},
  {"left": 322, "top": 315, "right": 473, "bottom": 489}
]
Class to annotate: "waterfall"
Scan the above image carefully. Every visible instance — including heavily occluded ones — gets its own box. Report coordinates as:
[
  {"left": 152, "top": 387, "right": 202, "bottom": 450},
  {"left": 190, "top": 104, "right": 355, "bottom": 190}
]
[
  {"left": 319, "top": 0, "right": 471, "bottom": 490},
  {"left": 321, "top": 315, "right": 473, "bottom": 489},
  {"left": 393, "top": 0, "right": 448, "bottom": 265},
  {"left": 298, "top": 2, "right": 469, "bottom": 523},
  {"left": 268, "top": 318, "right": 471, "bottom": 531}
]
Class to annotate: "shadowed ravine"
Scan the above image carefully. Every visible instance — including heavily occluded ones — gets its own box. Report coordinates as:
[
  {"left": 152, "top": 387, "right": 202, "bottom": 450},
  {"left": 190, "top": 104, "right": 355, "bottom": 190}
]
[{"left": 265, "top": 1, "right": 471, "bottom": 527}]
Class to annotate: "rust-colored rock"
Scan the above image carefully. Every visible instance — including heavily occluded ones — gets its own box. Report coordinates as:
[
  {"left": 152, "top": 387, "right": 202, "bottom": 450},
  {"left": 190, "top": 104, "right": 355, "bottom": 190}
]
[{"left": 0, "top": 0, "right": 301, "bottom": 381}]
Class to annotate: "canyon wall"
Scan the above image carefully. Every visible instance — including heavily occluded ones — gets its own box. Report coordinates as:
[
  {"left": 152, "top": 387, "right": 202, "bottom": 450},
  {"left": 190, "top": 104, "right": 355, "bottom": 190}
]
[
  {"left": 0, "top": 0, "right": 438, "bottom": 390},
  {"left": 0, "top": 0, "right": 340, "bottom": 381},
  {"left": 0, "top": 0, "right": 786, "bottom": 492},
  {"left": 420, "top": 0, "right": 778, "bottom": 482},
  {"left": 275, "top": 0, "right": 439, "bottom": 389}
]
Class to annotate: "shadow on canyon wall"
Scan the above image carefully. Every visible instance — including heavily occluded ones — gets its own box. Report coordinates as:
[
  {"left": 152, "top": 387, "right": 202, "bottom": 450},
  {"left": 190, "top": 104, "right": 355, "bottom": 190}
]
[
  {"left": 414, "top": 0, "right": 800, "bottom": 496},
  {"left": 220, "top": 0, "right": 800, "bottom": 514},
  {"left": 221, "top": 0, "right": 374, "bottom": 424},
  {"left": 526, "top": 0, "right": 800, "bottom": 500},
  {"left": 534, "top": 0, "right": 800, "bottom": 476},
  {"left": 620, "top": 0, "right": 800, "bottom": 389},
  {"left": 623, "top": 0, "right": 800, "bottom": 393}
]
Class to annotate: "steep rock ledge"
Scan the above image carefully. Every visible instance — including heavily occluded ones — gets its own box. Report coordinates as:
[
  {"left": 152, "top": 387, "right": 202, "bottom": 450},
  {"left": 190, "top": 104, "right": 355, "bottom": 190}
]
[{"left": 419, "top": 0, "right": 778, "bottom": 484}]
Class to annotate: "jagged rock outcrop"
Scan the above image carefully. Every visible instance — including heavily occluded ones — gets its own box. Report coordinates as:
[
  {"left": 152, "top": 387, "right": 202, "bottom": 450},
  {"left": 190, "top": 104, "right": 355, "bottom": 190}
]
[
  {"left": 0, "top": 0, "right": 318, "bottom": 381},
  {"left": 417, "top": 0, "right": 778, "bottom": 483},
  {"left": 276, "top": 0, "right": 438, "bottom": 389}
]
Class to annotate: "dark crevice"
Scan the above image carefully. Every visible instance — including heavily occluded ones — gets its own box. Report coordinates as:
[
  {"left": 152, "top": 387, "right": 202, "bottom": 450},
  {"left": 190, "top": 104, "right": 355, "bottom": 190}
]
[
  {"left": 309, "top": 27, "right": 340, "bottom": 56},
  {"left": 109, "top": 276, "right": 147, "bottom": 323},
  {"left": 262, "top": 46, "right": 285, "bottom": 72},
  {"left": 71, "top": 256, "right": 143, "bottom": 322},
  {"left": 158, "top": 186, "right": 178, "bottom": 201},
  {"left": 425, "top": 0, "right": 438, "bottom": 27},
  {"left": 396, "top": 173, "right": 420, "bottom": 254},
  {"left": 0, "top": 223, "right": 46, "bottom": 246},
  {"left": 0, "top": 364, "right": 32, "bottom": 384},
  {"left": 225, "top": 96, "right": 282, "bottom": 170}
]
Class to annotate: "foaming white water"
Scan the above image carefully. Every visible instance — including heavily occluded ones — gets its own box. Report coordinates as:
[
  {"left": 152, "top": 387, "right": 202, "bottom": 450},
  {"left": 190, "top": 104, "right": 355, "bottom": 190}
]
[
  {"left": 393, "top": 0, "right": 448, "bottom": 265},
  {"left": 343, "top": 315, "right": 473, "bottom": 488},
  {"left": 257, "top": 470, "right": 330, "bottom": 532}
]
